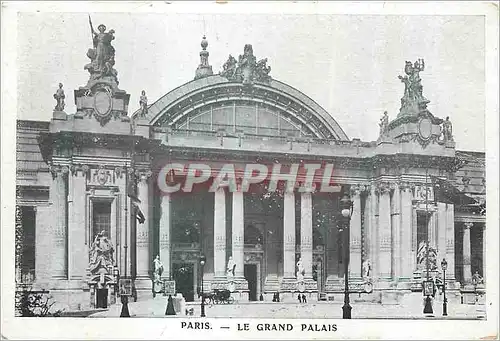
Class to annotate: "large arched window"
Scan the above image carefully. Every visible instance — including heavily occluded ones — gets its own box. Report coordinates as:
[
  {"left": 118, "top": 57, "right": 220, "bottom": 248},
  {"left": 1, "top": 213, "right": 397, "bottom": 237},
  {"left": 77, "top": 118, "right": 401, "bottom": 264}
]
[{"left": 174, "top": 101, "right": 314, "bottom": 138}]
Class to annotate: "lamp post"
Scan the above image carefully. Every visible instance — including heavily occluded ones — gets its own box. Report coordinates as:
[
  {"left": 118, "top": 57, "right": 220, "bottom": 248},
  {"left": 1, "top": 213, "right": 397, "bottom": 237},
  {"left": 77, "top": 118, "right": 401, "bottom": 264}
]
[
  {"left": 441, "top": 258, "right": 448, "bottom": 316},
  {"left": 423, "top": 166, "right": 434, "bottom": 315},
  {"left": 339, "top": 193, "right": 353, "bottom": 319},
  {"left": 200, "top": 254, "right": 206, "bottom": 317},
  {"left": 120, "top": 163, "right": 131, "bottom": 318}
]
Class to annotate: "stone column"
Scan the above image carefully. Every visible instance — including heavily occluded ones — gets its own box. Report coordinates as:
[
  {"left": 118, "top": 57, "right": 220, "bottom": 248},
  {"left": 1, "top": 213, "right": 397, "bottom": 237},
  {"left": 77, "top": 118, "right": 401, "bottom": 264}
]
[
  {"left": 282, "top": 191, "right": 296, "bottom": 281},
  {"left": 69, "top": 166, "right": 87, "bottom": 280},
  {"left": 463, "top": 222, "right": 473, "bottom": 284},
  {"left": 377, "top": 182, "right": 391, "bottom": 280},
  {"left": 399, "top": 183, "right": 413, "bottom": 280},
  {"left": 214, "top": 187, "right": 227, "bottom": 280},
  {"left": 349, "top": 185, "right": 362, "bottom": 279},
  {"left": 445, "top": 204, "right": 455, "bottom": 280},
  {"left": 159, "top": 193, "right": 171, "bottom": 279},
  {"left": 429, "top": 211, "right": 438, "bottom": 249},
  {"left": 300, "top": 190, "right": 313, "bottom": 280},
  {"left": 264, "top": 218, "right": 280, "bottom": 294},
  {"left": 390, "top": 183, "right": 401, "bottom": 280},
  {"left": 325, "top": 193, "right": 341, "bottom": 291},
  {"left": 50, "top": 166, "right": 68, "bottom": 279},
  {"left": 363, "top": 187, "right": 372, "bottom": 270},
  {"left": 35, "top": 205, "right": 52, "bottom": 284},
  {"left": 411, "top": 205, "right": 418, "bottom": 274},
  {"left": 202, "top": 194, "right": 214, "bottom": 291},
  {"left": 136, "top": 171, "right": 151, "bottom": 280},
  {"left": 370, "top": 185, "right": 379, "bottom": 279},
  {"left": 232, "top": 190, "right": 247, "bottom": 287}
]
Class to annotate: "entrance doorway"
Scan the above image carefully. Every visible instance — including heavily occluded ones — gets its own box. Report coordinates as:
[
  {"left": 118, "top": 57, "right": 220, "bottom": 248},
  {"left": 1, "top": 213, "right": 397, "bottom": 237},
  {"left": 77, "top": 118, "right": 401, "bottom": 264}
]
[
  {"left": 244, "top": 264, "right": 258, "bottom": 301},
  {"left": 96, "top": 288, "right": 108, "bottom": 308},
  {"left": 173, "top": 263, "right": 195, "bottom": 302}
]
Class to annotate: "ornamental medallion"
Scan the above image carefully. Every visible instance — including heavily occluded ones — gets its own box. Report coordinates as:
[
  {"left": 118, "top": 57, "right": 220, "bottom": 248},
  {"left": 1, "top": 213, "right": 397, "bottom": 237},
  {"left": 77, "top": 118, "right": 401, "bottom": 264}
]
[
  {"left": 418, "top": 117, "right": 432, "bottom": 140},
  {"left": 94, "top": 90, "right": 113, "bottom": 125}
]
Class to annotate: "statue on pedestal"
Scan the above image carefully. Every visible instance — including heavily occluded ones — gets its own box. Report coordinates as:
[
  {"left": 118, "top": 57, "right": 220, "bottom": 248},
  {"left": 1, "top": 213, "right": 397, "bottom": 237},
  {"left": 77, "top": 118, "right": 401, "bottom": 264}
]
[
  {"left": 398, "top": 59, "right": 430, "bottom": 116},
  {"left": 220, "top": 45, "right": 272, "bottom": 84},
  {"left": 53, "top": 83, "right": 65, "bottom": 111},
  {"left": 379, "top": 111, "right": 389, "bottom": 136},
  {"left": 442, "top": 116, "right": 453, "bottom": 142},
  {"left": 153, "top": 255, "right": 164, "bottom": 283},
  {"left": 238, "top": 44, "right": 257, "bottom": 85},
  {"left": 227, "top": 256, "right": 236, "bottom": 278},
  {"left": 88, "top": 230, "right": 115, "bottom": 274},
  {"left": 296, "top": 257, "right": 305, "bottom": 281},
  {"left": 255, "top": 58, "right": 272, "bottom": 83},
  {"left": 472, "top": 271, "right": 484, "bottom": 286},
  {"left": 221, "top": 55, "right": 237, "bottom": 79},
  {"left": 85, "top": 16, "right": 118, "bottom": 84},
  {"left": 362, "top": 259, "right": 372, "bottom": 279},
  {"left": 416, "top": 241, "right": 438, "bottom": 271},
  {"left": 139, "top": 90, "right": 148, "bottom": 117}
]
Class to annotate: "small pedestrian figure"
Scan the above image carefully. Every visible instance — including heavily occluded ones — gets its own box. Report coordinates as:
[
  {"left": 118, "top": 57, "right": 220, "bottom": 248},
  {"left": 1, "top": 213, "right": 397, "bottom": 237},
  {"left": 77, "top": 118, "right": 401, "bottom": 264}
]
[
  {"left": 302, "top": 294, "right": 307, "bottom": 303},
  {"left": 298, "top": 294, "right": 302, "bottom": 303},
  {"left": 272, "top": 292, "right": 277, "bottom": 302}
]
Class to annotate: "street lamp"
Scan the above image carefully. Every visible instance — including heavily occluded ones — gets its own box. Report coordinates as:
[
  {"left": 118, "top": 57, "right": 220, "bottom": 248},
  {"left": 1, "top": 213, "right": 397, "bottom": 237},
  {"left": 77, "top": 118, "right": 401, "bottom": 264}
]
[
  {"left": 339, "top": 193, "right": 353, "bottom": 319},
  {"left": 199, "top": 254, "right": 206, "bottom": 317},
  {"left": 441, "top": 258, "right": 448, "bottom": 316},
  {"left": 120, "top": 164, "right": 131, "bottom": 318}
]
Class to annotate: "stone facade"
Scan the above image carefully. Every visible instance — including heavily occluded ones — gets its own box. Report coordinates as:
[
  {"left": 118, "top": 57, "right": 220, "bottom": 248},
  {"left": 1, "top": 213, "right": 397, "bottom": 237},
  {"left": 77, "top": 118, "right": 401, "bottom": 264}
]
[{"left": 15, "top": 33, "right": 486, "bottom": 310}]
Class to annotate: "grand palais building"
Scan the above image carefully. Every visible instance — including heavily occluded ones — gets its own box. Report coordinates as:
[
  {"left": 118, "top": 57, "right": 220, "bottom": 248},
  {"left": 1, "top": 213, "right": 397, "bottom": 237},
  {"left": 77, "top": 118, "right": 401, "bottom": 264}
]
[{"left": 15, "top": 26, "right": 486, "bottom": 311}]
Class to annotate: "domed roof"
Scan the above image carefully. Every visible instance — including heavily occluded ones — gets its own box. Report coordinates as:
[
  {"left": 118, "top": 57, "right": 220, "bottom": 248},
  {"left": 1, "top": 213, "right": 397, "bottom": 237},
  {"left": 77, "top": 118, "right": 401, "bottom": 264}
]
[{"left": 136, "top": 74, "right": 348, "bottom": 140}]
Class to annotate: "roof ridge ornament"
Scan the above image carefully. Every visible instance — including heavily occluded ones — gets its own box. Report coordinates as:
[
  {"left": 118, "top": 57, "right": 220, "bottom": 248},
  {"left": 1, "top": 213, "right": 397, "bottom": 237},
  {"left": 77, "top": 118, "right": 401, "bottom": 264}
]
[
  {"left": 194, "top": 35, "right": 214, "bottom": 80},
  {"left": 85, "top": 16, "right": 119, "bottom": 87},
  {"left": 220, "top": 44, "right": 271, "bottom": 85},
  {"left": 397, "top": 58, "right": 430, "bottom": 117}
]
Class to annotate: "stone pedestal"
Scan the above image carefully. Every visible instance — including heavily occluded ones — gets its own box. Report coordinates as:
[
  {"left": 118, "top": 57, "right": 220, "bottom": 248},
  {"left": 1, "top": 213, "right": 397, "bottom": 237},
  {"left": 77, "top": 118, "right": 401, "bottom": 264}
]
[{"left": 264, "top": 274, "right": 280, "bottom": 293}]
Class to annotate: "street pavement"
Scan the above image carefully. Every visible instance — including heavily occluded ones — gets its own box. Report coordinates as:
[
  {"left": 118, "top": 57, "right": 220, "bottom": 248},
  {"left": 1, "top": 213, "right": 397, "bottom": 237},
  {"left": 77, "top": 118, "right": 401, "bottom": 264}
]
[{"left": 89, "top": 297, "right": 485, "bottom": 319}]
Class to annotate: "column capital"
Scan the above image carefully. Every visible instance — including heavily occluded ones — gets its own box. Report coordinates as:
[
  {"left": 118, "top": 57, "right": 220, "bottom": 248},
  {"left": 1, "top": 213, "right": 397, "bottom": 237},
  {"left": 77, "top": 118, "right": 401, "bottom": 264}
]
[
  {"left": 359, "top": 183, "right": 371, "bottom": 193},
  {"left": 298, "top": 182, "right": 316, "bottom": 193},
  {"left": 399, "top": 181, "right": 415, "bottom": 192},
  {"left": 49, "top": 164, "right": 69, "bottom": 179},
  {"left": 70, "top": 163, "right": 89, "bottom": 177},
  {"left": 374, "top": 181, "right": 391, "bottom": 195},
  {"left": 349, "top": 184, "right": 363, "bottom": 197},
  {"left": 464, "top": 222, "right": 473, "bottom": 230},
  {"left": 114, "top": 166, "right": 125, "bottom": 179},
  {"left": 135, "top": 169, "right": 153, "bottom": 183}
]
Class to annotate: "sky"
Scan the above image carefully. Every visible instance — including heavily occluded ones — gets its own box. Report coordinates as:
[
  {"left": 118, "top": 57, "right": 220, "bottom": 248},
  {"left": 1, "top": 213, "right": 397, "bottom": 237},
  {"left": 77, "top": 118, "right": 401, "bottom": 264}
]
[{"left": 16, "top": 11, "right": 486, "bottom": 151}]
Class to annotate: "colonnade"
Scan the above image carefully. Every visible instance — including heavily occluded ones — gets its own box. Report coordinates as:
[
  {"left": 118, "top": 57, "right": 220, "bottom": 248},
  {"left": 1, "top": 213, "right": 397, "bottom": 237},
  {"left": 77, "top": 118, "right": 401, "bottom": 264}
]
[{"left": 41, "top": 168, "right": 485, "bottom": 293}]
